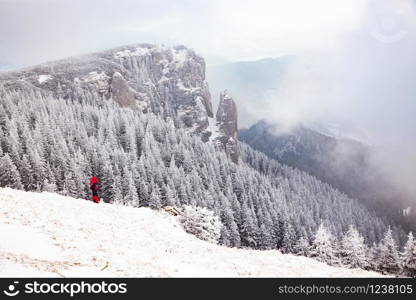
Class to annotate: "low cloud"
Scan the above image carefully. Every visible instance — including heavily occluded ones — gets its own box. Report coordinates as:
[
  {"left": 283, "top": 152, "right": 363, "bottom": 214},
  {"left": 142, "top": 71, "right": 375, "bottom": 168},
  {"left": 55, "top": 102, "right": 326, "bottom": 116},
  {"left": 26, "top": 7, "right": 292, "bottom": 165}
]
[{"left": 240, "top": 0, "right": 416, "bottom": 204}]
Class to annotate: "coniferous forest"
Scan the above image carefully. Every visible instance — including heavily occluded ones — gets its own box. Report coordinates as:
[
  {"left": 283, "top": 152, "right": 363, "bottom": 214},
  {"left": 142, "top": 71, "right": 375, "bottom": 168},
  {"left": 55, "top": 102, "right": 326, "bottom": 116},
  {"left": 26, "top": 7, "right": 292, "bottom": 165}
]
[{"left": 0, "top": 88, "right": 415, "bottom": 277}]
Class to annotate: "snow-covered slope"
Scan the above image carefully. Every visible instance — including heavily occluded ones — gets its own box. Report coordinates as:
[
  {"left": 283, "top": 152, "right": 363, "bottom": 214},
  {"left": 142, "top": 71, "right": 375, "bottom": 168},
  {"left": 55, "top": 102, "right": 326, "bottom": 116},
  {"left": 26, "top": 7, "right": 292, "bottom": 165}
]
[{"left": 0, "top": 188, "right": 383, "bottom": 277}]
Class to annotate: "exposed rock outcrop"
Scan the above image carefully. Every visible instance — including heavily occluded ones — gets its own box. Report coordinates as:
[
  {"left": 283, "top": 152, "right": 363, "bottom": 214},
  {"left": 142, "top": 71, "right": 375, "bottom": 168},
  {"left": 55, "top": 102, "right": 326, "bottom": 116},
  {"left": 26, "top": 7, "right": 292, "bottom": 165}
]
[
  {"left": 216, "top": 91, "right": 238, "bottom": 138},
  {"left": 110, "top": 72, "right": 138, "bottom": 108},
  {"left": 213, "top": 91, "right": 239, "bottom": 163}
]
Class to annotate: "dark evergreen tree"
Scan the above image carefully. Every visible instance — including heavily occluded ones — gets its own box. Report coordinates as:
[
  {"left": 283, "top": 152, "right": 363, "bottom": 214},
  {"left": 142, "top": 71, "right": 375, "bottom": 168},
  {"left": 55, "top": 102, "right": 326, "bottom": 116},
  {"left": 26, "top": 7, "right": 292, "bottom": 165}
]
[
  {"left": 340, "top": 225, "right": 369, "bottom": 269},
  {"left": 378, "top": 227, "right": 400, "bottom": 274},
  {"left": 401, "top": 232, "right": 416, "bottom": 277},
  {"left": 0, "top": 153, "right": 23, "bottom": 189}
]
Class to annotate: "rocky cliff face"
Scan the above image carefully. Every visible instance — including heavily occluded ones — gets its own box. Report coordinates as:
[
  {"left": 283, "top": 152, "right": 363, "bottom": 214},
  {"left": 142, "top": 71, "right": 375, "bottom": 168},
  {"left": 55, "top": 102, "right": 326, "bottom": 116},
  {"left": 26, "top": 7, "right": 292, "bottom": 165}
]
[
  {"left": 213, "top": 91, "right": 239, "bottom": 163},
  {"left": 0, "top": 44, "right": 212, "bottom": 133},
  {"left": 110, "top": 71, "right": 138, "bottom": 108},
  {"left": 0, "top": 43, "right": 239, "bottom": 162}
]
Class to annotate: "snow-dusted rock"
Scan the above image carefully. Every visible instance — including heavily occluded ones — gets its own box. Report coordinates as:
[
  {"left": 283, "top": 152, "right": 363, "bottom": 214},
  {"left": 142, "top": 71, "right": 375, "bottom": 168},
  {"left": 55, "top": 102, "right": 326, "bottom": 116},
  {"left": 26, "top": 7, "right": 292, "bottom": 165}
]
[
  {"left": 213, "top": 91, "right": 239, "bottom": 163},
  {"left": 37, "top": 74, "right": 52, "bottom": 84},
  {"left": 110, "top": 72, "right": 139, "bottom": 108}
]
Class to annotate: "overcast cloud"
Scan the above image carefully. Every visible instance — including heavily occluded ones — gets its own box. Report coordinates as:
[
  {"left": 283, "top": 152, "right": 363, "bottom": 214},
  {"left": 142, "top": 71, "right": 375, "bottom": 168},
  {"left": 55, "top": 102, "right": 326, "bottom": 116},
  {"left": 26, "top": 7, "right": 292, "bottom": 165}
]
[{"left": 0, "top": 0, "right": 379, "bottom": 68}]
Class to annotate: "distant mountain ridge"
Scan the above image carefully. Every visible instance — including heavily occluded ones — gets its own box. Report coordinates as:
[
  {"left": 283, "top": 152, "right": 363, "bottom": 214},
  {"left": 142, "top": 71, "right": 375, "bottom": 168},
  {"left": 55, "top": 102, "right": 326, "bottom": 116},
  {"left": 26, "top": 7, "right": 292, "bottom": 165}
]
[{"left": 239, "top": 120, "right": 415, "bottom": 230}]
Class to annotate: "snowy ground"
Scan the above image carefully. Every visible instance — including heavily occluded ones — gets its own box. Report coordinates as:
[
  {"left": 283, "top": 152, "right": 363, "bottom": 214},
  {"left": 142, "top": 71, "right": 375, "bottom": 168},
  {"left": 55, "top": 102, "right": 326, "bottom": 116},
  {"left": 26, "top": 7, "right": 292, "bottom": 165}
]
[{"left": 0, "top": 188, "right": 384, "bottom": 277}]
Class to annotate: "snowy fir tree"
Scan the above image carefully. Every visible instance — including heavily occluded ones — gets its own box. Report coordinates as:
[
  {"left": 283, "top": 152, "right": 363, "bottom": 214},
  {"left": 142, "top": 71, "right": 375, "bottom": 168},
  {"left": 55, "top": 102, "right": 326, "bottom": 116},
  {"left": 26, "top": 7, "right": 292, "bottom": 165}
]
[
  {"left": 309, "top": 223, "right": 339, "bottom": 266},
  {"left": 366, "top": 242, "right": 380, "bottom": 271},
  {"left": 179, "top": 205, "right": 222, "bottom": 244},
  {"left": 0, "top": 153, "right": 23, "bottom": 189},
  {"left": 340, "top": 225, "right": 369, "bottom": 269},
  {"left": 377, "top": 227, "right": 400, "bottom": 274},
  {"left": 293, "top": 236, "right": 310, "bottom": 256},
  {"left": 401, "top": 232, "right": 416, "bottom": 277}
]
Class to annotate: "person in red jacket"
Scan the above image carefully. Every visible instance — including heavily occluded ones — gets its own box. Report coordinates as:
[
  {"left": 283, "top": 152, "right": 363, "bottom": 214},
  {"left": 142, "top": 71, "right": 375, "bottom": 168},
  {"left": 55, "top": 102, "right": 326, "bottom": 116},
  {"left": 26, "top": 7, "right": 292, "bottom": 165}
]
[{"left": 90, "top": 176, "right": 100, "bottom": 203}]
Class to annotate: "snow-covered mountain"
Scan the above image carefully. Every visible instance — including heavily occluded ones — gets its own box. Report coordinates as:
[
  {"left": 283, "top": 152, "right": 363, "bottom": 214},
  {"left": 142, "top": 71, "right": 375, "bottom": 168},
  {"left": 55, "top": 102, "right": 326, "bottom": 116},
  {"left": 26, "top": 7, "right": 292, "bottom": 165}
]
[
  {"left": 0, "top": 188, "right": 384, "bottom": 277},
  {"left": 0, "top": 44, "right": 239, "bottom": 162},
  {"left": 0, "top": 44, "right": 413, "bottom": 277},
  {"left": 1, "top": 44, "right": 212, "bottom": 127}
]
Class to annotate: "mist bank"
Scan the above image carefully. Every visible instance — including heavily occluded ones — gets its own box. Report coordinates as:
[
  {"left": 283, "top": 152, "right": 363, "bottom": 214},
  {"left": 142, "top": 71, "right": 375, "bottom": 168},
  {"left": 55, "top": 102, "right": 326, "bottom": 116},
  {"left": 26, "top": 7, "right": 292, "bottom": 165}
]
[{"left": 239, "top": 120, "right": 416, "bottom": 232}]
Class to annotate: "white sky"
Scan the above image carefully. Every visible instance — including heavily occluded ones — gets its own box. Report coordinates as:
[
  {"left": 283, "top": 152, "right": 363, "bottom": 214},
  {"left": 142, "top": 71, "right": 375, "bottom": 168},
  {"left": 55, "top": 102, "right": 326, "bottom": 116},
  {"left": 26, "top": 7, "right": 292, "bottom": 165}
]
[{"left": 0, "top": 0, "right": 377, "bottom": 67}]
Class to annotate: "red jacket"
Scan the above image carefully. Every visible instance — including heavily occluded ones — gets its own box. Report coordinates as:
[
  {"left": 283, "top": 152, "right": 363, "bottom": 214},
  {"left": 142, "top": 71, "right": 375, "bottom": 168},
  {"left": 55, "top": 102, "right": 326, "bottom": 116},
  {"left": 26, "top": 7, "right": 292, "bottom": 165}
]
[{"left": 90, "top": 176, "right": 98, "bottom": 190}]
